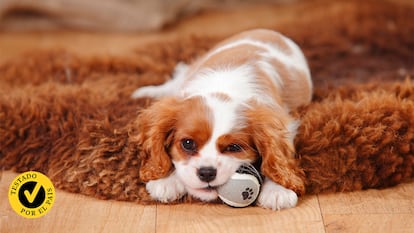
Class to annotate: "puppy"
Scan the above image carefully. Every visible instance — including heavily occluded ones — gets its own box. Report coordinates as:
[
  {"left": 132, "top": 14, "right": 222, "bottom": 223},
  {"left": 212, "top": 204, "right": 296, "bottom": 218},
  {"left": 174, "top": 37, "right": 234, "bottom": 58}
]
[{"left": 131, "top": 29, "right": 312, "bottom": 210}]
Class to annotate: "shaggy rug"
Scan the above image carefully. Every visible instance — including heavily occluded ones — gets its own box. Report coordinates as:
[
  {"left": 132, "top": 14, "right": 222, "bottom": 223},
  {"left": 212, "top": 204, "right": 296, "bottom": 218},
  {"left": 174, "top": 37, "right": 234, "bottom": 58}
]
[{"left": 1, "top": 0, "right": 413, "bottom": 204}]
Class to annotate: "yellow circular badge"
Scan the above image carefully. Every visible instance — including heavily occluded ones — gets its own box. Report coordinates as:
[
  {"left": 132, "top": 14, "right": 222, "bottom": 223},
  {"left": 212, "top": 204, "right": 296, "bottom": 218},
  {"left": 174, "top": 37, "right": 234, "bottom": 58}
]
[{"left": 8, "top": 171, "right": 55, "bottom": 218}]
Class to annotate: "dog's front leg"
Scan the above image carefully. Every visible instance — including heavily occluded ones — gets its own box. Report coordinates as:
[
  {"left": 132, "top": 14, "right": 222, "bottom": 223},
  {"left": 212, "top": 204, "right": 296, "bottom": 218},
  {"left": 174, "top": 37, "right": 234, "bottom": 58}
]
[
  {"left": 257, "top": 178, "right": 298, "bottom": 210},
  {"left": 146, "top": 171, "right": 187, "bottom": 203}
]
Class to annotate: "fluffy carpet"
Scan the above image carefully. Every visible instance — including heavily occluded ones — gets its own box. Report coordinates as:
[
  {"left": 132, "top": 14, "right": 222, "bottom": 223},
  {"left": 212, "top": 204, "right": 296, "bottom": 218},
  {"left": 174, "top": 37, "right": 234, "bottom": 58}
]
[{"left": 1, "top": 0, "right": 413, "bottom": 203}]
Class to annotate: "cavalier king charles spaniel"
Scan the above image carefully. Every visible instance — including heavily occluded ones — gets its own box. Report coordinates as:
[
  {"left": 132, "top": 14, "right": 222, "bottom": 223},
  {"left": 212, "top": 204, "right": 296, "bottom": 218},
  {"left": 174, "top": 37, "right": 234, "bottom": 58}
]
[{"left": 131, "top": 29, "right": 312, "bottom": 210}]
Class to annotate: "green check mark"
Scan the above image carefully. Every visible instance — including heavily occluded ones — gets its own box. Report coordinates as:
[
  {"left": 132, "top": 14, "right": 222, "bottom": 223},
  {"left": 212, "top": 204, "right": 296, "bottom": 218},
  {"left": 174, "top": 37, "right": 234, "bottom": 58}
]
[{"left": 24, "top": 182, "right": 42, "bottom": 203}]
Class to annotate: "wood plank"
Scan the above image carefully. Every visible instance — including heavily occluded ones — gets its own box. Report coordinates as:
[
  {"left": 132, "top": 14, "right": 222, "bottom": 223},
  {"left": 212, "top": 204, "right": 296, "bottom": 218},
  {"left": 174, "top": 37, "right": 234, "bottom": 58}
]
[
  {"left": 318, "top": 182, "right": 414, "bottom": 214},
  {"left": 319, "top": 182, "right": 414, "bottom": 233},
  {"left": 155, "top": 196, "right": 325, "bottom": 233},
  {"left": 324, "top": 214, "right": 414, "bottom": 233},
  {"left": 0, "top": 171, "right": 156, "bottom": 233}
]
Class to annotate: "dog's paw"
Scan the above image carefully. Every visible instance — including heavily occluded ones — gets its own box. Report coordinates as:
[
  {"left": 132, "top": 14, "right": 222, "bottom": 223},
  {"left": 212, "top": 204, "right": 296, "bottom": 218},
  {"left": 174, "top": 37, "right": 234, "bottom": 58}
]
[
  {"left": 172, "top": 62, "right": 189, "bottom": 78},
  {"left": 131, "top": 62, "right": 189, "bottom": 99},
  {"left": 146, "top": 174, "right": 186, "bottom": 203},
  {"left": 131, "top": 85, "right": 162, "bottom": 99},
  {"left": 257, "top": 178, "right": 298, "bottom": 211}
]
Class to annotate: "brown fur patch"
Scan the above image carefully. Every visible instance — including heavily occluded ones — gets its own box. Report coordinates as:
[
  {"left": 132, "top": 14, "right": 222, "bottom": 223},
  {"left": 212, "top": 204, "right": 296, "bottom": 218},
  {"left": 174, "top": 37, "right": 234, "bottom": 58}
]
[
  {"left": 191, "top": 44, "right": 265, "bottom": 72},
  {"left": 210, "top": 92, "right": 232, "bottom": 102},
  {"left": 170, "top": 97, "right": 213, "bottom": 161},
  {"left": 213, "top": 29, "right": 293, "bottom": 55},
  {"left": 216, "top": 132, "right": 257, "bottom": 161}
]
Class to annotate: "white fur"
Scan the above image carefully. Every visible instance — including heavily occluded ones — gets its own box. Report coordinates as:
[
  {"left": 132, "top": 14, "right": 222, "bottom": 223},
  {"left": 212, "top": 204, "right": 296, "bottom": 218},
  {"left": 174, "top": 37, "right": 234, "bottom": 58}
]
[
  {"left": 185, "top": 66, "right": 256, "bottom": 101},
  {"left": 257, "top": 178, "right": 298, "bottom": 210}
]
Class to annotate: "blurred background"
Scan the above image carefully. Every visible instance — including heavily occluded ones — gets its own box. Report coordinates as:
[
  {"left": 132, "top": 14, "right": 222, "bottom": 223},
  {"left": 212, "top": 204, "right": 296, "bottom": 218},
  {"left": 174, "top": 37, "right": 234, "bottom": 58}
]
[
  {"left": 0, "top": 0, "right": 412, "bottom": 65},
  {"left": 0, "top": 0, "right": 306, "bottom": 63},
  {"left": 0, "top": 0, "right": 291, "bottom": 31}
]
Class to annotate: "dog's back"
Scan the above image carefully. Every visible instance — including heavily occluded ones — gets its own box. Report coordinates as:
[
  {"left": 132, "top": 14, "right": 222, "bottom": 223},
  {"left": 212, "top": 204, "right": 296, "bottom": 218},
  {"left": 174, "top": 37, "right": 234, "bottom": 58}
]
[{"left": 184, "top": 29, "right": 312, "bottom": 110}]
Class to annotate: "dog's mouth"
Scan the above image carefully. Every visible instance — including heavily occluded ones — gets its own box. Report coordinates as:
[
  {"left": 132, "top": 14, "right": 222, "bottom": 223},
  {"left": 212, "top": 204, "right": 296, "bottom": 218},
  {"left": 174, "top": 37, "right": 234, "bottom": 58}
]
[
  {"left": 186, "top": 183, "right": 220, "bottom": 202},
  {"left": 200, "top": 184, "right": 218, "bottom": 192}
]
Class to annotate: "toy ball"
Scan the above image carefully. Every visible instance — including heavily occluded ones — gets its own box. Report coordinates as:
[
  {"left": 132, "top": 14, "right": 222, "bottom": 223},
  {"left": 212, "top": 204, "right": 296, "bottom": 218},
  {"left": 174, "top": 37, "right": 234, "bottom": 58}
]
[{"left": 217, "top": 163, "right": 263, "bottom": 208}]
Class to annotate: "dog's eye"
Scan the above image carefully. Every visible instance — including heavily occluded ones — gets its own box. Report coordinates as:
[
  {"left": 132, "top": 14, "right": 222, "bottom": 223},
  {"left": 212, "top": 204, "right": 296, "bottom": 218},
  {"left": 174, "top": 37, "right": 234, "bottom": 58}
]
[
  {"left": 181, "top": 138, "right": 197, "bottom": 154},
  {"left": 224, "top": 143, "right": 243, "bottom": 153}
]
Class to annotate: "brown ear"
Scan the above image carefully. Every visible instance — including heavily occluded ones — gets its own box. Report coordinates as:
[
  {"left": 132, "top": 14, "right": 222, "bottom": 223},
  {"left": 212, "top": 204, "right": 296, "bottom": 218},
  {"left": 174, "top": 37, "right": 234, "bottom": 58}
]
[
  {"left": 131, "top": 97, "right": 181, "bottom": 182},
  {"left": 245, "top": 102, "right": 305, "bottom": 195}
]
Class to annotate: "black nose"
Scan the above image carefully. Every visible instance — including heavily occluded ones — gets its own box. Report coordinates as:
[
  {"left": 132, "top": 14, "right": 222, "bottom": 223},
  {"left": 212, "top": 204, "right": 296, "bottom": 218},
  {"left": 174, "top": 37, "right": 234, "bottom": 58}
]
[{"left": 197, "top": 167, "right": 217, "bottom": 182}]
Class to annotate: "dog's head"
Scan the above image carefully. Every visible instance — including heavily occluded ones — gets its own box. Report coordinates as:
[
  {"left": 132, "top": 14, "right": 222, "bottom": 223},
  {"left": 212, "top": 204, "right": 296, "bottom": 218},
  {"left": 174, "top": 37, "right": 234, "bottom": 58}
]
[{"left": 134, "top": 95, "right": 305, "bottom": 201}]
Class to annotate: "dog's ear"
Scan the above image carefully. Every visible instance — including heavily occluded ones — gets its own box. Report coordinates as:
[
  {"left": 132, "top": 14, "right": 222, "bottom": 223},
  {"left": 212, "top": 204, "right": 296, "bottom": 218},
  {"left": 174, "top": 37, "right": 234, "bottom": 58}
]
[
  {"left": 245, "top": 101, "right": 305, "bottom": 195},
  {"left": 130, "top": 97, "right": 181, "bottom": 182}
]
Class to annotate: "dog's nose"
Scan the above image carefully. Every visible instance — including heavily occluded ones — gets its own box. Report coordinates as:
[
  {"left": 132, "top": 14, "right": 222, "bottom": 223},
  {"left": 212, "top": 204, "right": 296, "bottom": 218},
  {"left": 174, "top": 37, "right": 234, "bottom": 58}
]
[{"left": 197, "top": 167, "right": 217, "bottom": 182}]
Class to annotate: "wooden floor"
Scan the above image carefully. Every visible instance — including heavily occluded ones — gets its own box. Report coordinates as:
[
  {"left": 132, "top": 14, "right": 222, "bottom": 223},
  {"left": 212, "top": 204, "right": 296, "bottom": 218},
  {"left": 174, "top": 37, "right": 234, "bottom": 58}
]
[
  {"left": 1, "top": 1, "right": 414, "bottom": 232},
  {"left": 1, "top": 171, "right": 413, "bottom": 233}
]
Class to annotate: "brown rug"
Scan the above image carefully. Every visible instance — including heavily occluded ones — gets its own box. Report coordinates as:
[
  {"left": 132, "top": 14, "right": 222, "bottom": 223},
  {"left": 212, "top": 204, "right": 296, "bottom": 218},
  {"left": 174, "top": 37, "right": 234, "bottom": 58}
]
[{"left": 1, "top": 0, "right": 413, "bottom": 204}]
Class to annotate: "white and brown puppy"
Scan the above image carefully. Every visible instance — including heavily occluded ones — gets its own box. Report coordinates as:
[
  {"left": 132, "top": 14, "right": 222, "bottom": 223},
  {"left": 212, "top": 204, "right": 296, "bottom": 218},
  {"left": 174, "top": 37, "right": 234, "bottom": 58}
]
[{"left": 132, "top": 29, "right": 312, "bottom": 210}]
